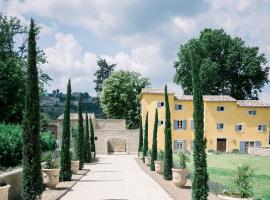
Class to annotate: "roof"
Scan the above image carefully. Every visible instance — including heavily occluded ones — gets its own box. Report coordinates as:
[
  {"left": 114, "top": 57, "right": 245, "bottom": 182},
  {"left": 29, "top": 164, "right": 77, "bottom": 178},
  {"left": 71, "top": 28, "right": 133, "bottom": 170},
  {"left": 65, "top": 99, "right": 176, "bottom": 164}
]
[
  {"left": 175, "top": 95, "right": 236, "bottom": 102},
  {"left": 237, "top": 100, "right": 270, "bottom": 107},
  {"left": 141, "top": 88, "right": 175, "bottom": 95},
  {"left": 57, "top": 113, "right": 95, "bottom": 120}
]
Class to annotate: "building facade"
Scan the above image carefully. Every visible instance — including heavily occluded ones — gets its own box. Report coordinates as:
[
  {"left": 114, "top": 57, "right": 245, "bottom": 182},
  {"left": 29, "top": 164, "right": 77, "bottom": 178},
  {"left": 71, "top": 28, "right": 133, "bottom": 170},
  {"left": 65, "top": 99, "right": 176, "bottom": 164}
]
[{"left": 140, "top": 88, "right": 270, "bottom": 153}]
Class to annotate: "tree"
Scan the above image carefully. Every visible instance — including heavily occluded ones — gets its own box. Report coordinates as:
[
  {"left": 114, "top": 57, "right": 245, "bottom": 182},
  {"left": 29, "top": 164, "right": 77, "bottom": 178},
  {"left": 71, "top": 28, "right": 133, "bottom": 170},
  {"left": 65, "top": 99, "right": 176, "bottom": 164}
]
[
  {"left": 0, "top": 14, "right": 51, "bottom": 123},
  {"left": 143, "top": 112, "right": 149, "bottom": 161},
  {"left": 22, "top": 19, "right": 43, "bottom": 199},
  {"left": 94, "top": 58, "right": 116, "bottom": 94},
  {"left": 138, "top": 116, "right": 143, "bottom": 156},
  {"left": 90, "top": 116, "right": 96, "bottom": 159},
  {"left": 189, "top": 45, "right": 209, "bottom": 200},
  {"left": 60, "top": 79, "right": 72, "bottom": 181},
  {"left": 174, "top": 28, "right": 269, "bottom": 100},
  {"left": 84, "top": 112, "right": 91, "bottom": 163},
  {"left": 77, "top": 94, "right": 84, "bottom": 170},
  {"left": 163, "top": 85, "right": 173, "bottom": 180},
  {"left": 151, "top": 109, "right": 158, "bottom": 171},
  {"left": 100, "top": 70, "right": 150, "bottom": 129}
]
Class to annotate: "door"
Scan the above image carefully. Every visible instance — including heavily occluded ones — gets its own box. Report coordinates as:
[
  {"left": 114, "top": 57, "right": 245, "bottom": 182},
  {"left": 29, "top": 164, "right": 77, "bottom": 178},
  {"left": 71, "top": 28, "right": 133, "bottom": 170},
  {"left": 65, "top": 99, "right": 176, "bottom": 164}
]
[{"left": 217, "top": 139, "right": 227, "bottom": 152}]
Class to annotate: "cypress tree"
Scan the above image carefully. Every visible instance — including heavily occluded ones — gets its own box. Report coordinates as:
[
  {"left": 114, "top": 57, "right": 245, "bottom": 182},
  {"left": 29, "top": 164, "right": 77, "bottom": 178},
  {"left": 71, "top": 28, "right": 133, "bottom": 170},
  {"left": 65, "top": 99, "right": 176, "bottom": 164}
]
[
  {"left": 90, "top": 116, "right": 96, "bottom": 159},
  {"left": 77, "top": 94, "right": 84, "bottom": 170},
  {"left": 142, "top": 112, "right": 148, "bottom": 161},
  {"left": 189, "top": 47, "right": 209, "bottom": 200},
  {"left": 60, "top": 79, "right": 72, "bottom": 181},
  {"left": 138, "top": 116, "right": 143, "bottom": 156},
  {"left": 151, "top": 108, "right": 158, "bottom": 171},
  {"left": 22, "top": 18, "right": 43, "bottom": 199},
  {"left": 163, "top": 85, "right": 173, "bottom": 180},
  {"left": 84, "top": 112, "right": 91, "bottom": 163}
]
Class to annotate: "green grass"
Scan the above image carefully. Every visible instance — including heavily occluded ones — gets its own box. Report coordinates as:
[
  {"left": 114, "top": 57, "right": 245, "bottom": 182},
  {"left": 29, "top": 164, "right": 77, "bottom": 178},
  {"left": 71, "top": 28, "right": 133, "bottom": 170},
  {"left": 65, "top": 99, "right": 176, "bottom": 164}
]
[{"left": 195, "top": 154, "right": 270, "bottom": 200}]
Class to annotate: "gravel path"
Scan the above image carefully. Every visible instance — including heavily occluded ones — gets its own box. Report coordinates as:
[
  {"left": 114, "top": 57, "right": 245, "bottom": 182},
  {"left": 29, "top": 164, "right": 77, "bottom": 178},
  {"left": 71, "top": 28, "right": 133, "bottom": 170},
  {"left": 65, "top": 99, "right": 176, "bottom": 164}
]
[{"left": 61, "top": 154, "right": 172, "bottom": 200}]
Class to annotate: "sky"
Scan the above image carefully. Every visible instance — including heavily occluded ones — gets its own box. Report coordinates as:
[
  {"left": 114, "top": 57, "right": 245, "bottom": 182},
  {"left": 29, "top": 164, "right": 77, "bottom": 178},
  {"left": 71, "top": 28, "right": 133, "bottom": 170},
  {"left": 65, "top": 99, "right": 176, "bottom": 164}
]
[{"left": 1, "top": 0, "right": 270, "bottom": 102}]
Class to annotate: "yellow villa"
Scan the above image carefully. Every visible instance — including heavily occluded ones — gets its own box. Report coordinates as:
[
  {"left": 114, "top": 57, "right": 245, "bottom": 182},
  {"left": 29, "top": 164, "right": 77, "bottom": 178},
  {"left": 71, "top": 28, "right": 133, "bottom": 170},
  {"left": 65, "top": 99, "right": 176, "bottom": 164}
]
[{"left": 140, "top": 88, "right": 270, "bottom": 153}]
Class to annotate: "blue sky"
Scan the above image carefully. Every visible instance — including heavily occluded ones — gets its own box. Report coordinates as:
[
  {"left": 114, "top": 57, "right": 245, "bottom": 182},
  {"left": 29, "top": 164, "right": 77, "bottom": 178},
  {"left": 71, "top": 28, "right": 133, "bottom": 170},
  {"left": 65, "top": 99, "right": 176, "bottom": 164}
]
[{"left": 1, "top": 0, "right": 270, "bottom": 102}]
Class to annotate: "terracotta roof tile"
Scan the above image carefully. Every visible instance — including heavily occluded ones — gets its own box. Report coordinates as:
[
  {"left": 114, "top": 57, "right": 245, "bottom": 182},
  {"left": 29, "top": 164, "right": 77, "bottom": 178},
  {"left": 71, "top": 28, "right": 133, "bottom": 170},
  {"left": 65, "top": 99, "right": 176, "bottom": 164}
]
[{"left": 237, "top": 100, "right": 270, "bottom": 107}]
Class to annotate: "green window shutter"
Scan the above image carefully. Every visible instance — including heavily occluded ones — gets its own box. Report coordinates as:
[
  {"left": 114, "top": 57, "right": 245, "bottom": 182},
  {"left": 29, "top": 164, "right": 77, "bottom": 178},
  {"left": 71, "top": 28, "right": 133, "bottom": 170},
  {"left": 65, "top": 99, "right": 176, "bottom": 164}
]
[
  {"left": 182, "top": 120, "right": 187, "bottom": 130},
  {"left": 240, "top": 141, "right": 245, "bottom": 153}
]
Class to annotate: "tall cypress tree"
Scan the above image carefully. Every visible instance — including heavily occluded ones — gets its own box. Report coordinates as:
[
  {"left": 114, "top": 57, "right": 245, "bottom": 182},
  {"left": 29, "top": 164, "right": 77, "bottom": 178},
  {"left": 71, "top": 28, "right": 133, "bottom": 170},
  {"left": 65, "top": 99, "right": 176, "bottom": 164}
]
[
  {"left": 84, "top": 112, "right": 91, "bottom": 163},
  {"left": 163, "top": 85, "right": 173, "bottom": 180},
  {"left": 60, "top": 79, "right": 72, "bottom": 181},
  {"left": 151, "top": 108, "right": 158, "bottom": 171},
  {"left": 189, "top": 47, "right": 209, "bottom": 200},
  {"left": 22, "top": 18, "right": 43, "bottom": 199},
  {"left": 77, "top": 94, "right": 84, "bottom": 170},
  {"left": 138, "top": 116, "right": 143, "bottom": 156},
  {"left": 142, "top": 112, "right": 148, "bottom": 161},
  {"left": 90, "top": 116, "right": 96, "bottom": 159}
]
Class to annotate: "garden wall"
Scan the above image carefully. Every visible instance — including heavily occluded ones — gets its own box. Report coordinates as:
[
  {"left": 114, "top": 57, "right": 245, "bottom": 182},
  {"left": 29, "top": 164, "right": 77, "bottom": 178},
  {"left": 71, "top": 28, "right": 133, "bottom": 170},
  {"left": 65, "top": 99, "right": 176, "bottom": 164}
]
[{"left": 248, "top": 147, "right": 270, "bottom": 156}]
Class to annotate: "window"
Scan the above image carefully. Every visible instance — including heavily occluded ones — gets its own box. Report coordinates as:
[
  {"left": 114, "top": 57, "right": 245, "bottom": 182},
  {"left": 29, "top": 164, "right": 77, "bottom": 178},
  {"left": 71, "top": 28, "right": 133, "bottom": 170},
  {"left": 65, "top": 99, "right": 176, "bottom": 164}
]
[
  {"left": 174, "top": 140, "right": 186, "bottom": 151},
  {"left": 174, "top": 120, "right": 187, "bottom": 130},
  {"left": 157, "top": 102, "right": 164, "bottom": 108},
  {"left": 158, "top": 120, "right": 164, "bottom": 126},
  {"left": 191, "top": 120, "right": 194, "bottom": 130},
  {"left": 235, "top": 124, "right": 243, "bottom": 132},
  {"left": 175, "top": 104, "right": 183, "bottom": 111},
  {"left": 217, "top": 106, "right": 225, "bottom": 111},
  {"left": 217, "top": 123, "right": 224, "bottom": 130},
  {"left": 258, "top": 125, "right": 266, "bottom": 132},
  {"left": 248, "top": 110, "right": 256, "bottom": 115}
]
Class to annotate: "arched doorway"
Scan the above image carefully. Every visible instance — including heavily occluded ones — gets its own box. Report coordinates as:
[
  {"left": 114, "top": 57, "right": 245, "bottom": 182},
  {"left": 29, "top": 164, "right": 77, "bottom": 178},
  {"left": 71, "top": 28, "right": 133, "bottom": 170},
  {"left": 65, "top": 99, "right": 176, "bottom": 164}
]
[{"left": 107, "top": 138, "right": 127, "bottom": 153}]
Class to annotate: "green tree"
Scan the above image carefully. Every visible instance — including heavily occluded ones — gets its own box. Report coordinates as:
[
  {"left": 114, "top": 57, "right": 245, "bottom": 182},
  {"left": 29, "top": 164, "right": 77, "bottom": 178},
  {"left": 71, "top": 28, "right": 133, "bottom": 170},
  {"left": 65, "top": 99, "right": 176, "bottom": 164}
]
[
  {"left": 90, "top": 116, "right": 96, "bottom": 159},
  {"left": 94, "top": 58, "right": 116, "bottom": 94},
  {"left": 163, "top": 85, "right": 173, "bottom": 180},
  {"left": 77, "top": 94, "right": 84, "bottom": 170},
  {"left": 174, "top": 28, "right": 269, "bottom": 100},
  {"left": 151, "top": 108, "right": 158, "bottom": 171},
  {"left": 143, "top": 112, "right": 149, "bottom": 161},
  {"left": 22, "top": 19, "right": 43, "bottom": 199},
  {"left": 100, "top": 70, "right": 150, "bottom": 129},
  {"left": 84, "top": 112, "right": 91, "bottom": 163},
  {"left": 138, "top": 116, "right": 144, "bottom": 156},
  {"left": 189, "top": 46, "right": 209, "bottom": 200},
  {"left": 60, "top": 79, "right": 72, "bottom": 181}
]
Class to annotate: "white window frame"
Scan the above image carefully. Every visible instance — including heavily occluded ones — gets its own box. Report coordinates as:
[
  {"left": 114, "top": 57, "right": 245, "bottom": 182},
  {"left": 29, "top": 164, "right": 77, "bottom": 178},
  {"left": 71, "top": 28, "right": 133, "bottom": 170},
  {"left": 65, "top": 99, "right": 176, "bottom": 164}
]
[
  {"left": 217, "top": 106, "right": 225, "bottom": 112},
  {"left": 248, "top": 110, "right": 256, "bottom": 115},
  {"left": 235, "top": 124, "right": 244, "bottom": 132},
  {"left": 175, "top": 104, "right": 183, "bottom": 111},
  {"left": 176, "top": 140, "right": 184, "bottom": 150},
  {"left": 257, "top": 124, "right": 266, "bottom": 132},
  {"left": 157, "top": 101, "right": 165, "bottom": 108},
  {"left": 158, "top": 120, "right": 164, "bottom": 126},
  {"left": 217, "top": 123, "right": 224, "bottom": 130}
]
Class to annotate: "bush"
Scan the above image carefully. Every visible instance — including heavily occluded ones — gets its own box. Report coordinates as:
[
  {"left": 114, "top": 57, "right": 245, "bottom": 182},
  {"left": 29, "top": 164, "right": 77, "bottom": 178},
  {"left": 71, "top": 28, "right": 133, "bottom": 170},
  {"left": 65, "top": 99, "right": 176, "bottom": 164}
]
[
  {"left": 147, "top": 149, "right": 152, "bottom": 157},
  {"left": 0, "top": 123, "right": 23, "bottom": 167},
  {"left": 231, "top": 149, "right": 240, "bottom": 154},
  {"left": 173, "top": 151, "right": 188, "bottom": 169},
  {"left": 208, "top": 149, "right": 221, "bottom": 155},
  {"left": 40, "top": 131, "right": 57, "bottom": 152},
  {"left": 157, "top": 150, "right": 165, "bottom": 161}
]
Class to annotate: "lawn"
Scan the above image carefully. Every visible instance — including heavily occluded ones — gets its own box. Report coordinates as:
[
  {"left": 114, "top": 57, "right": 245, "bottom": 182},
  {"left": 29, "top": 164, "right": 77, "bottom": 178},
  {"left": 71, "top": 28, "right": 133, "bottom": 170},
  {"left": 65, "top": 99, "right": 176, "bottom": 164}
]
[{"left": 199, "top": 154, "right": 270, "bottom": 200}]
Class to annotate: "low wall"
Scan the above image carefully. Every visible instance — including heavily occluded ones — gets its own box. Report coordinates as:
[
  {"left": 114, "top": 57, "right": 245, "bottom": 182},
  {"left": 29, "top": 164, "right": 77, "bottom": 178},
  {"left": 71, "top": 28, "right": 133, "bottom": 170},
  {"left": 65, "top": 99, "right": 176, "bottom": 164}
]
[
  {"left": 248, "top": 147, "right": 270, "bottom": 156},
  {"left": 95, "top": 119, "right": 126, "bottom": 130}
]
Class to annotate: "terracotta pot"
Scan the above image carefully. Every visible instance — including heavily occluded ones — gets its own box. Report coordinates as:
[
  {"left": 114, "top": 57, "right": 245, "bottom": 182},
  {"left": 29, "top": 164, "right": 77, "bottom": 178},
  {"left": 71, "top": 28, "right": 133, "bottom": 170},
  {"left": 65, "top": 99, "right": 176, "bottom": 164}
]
[
  {"left": 154, "top": 160, "right": 164, "bottom": 174},
  {"left": 42, "top": 168, "right": 60, "bottom": 189},
  {"left": 144, "top": 156, "right": 151, "bottom": 166},
  {"left": 139, "top": 152, "right": 144, "bottom": 160},
  {"left": 172, "top": 168, "right": 188, "bottom": 187},
  {"left": 218, "top": 194, "right": 252, "bottom": 200},
  {"left": 71, "top": 160, "right": 80, "bottom": 174},
  {"left": 0, "top": 184, "right": 11, "bottom": 200}
]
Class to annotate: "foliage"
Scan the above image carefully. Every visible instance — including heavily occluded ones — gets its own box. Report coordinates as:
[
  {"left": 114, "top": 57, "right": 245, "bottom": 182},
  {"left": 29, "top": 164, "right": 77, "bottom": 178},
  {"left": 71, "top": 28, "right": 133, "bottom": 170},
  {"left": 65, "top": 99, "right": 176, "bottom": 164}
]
[
  {"left": 173, "top": 151, "right": 188, "bottom": 169},
  {"left": 84, "top": 112, "right": 91, "bottom": 163},
  {"left": 147, "top": 149, "right": 152, "bottom": 157},
  {"left": 138, "top": 116, "right": 144, "bottom": 156},
  {"left": 143, "top": 112, "right": 149, "bottom": 159},
  {"left": 207, "top": 149, "right": 221, "bottom": 155},
  {"left": 163, "top": 85, "right": 173, "bottom": 180},
  {"left": 94, "top": 58, "right": 116, "bottom": 94},
  {"left": 90, "top": 116, "right": 96, "bottom": 158},
  {"left": 22, "top": 19, "right": 43, "bottom": 199},
  {"left": 60, "top": 79, "right": 72, "bottom": 181},
  {"left": 151, "top": 108, "right": 158, "bottom": 171},
  {"left": 229, "top": 165, "right": 253, "bottom": 198},
  {"left": 157, "top": 150, "right": 165, "bottom": 161},
  {"left": 40, "top": 112, "right": 49, "bottom": 132},
  {"left": 0, "top": 14, "right": 51, "bottom": 124},
  {"left": 0, "top": 123, "right": 23, "bottom": 167},
  {"left": 0, "top": 179, "right": 7, "bottom": 187},
  {"left": 71, "top": 127, "right": 78, "bottom": 160},
  {"left": 174, "top": 28, "right": 269, "bottom": 100},
  {"left": 231, "top": 149, "right": 240, "bottom": 154},
  {"left": 77, "top": 94, "right": 84, "bottom": 169},
  {"left": 100, "top": 70, "right": 150, "bottom": 129},
  {"left": 189, "top": 46, "right": 209, "bottom": 200},
  {"left": 40, "top": 132, "right": 56, "bottom": 152},
  {"left": 43, "top": 152, "right": 58, "bottom": 169}
]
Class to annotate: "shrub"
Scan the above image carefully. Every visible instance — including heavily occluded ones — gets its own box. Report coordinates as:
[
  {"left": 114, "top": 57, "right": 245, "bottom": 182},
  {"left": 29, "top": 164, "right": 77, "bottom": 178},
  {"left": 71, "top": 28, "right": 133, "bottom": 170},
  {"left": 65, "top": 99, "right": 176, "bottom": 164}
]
[
  {"left": 40, "top": 132, "right": 57, "bottom": 152},
  {"left": 231, "top": 149, "right": 239, "bottom": 154},
  {"left": 229, "top": 164, "right": 253, "bottom": 198},
  {"left": 0, "top": 123, "right": 23, "bottom": 167},
  {"left": 157, "top": 150, "right": 165, "bottom": 161},
  {"left": 43, "top": 152, "right": 58, "bottom": 169},
  {"left": 147, "top": 149, "right": 152, "bottom": 157},
  {"left": 173, "top": 151, "right": 188, "bottom": 169}
]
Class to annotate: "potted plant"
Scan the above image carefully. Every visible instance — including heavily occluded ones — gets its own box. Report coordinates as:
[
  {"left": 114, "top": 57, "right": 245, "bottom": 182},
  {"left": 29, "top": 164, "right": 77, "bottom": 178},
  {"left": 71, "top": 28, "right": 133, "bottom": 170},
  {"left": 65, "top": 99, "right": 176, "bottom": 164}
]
[
  {"left": 172, "top": 151, "right": 189, "bottom": 188},
  {"left": 154, "top": 150, "right": 164, "bottom": 174},
  {"left": 218, "top": 164, "right": 253, "bottom": 200},
  {"left": 42, "top": 153, "right": 60, "bottom": 189},
  {"left": 144, "top": 149, "right": 152, "bottom": 166},
  {"left": 71, "top": 151, "right": 80, "bottom": 174},
  {"left": 0, "top": 179, "right": 10, "bottom": 200}
]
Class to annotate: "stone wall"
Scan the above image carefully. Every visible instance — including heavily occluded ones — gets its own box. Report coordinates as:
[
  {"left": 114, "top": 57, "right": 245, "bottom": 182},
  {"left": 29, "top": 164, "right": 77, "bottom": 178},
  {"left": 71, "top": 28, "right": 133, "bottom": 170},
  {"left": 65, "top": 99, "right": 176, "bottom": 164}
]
[
  {"left": 95, "top": 119, "right": 126, "bottom": 130},
  {"left": 248, "top": 147, "right": 270, "bottom": 156}
]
